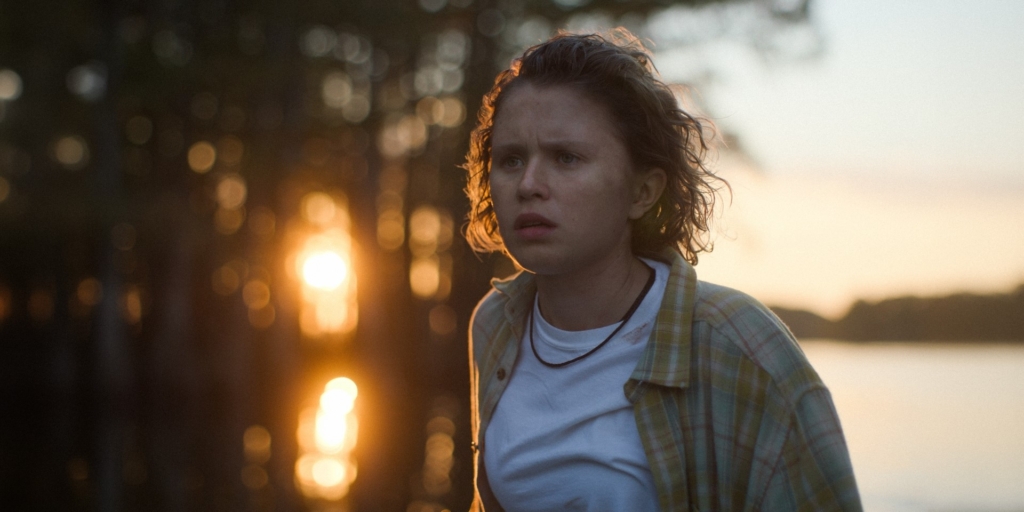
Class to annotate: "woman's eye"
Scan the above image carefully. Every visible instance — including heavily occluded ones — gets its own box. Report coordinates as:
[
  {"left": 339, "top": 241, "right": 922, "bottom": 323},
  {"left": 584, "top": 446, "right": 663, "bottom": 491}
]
[
  {"left": 557, "top": 153, "right": 578, "bottom": 165},
  {"left": 502, "top": 156, "right": 523, "bottom": 168}
]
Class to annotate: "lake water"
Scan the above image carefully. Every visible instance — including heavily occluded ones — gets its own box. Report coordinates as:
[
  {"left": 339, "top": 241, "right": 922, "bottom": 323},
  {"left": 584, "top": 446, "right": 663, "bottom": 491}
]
[{"left": 801, "top": 340, "right": 1024, "bottom": 512}]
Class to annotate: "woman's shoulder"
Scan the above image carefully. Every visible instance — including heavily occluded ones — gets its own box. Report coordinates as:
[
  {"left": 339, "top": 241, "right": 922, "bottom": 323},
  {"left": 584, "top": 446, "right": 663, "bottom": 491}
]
[
  {"left": 690, "top": 280, "right": 822, "bottom": 398},
  {"left": 470, "top": 286, "right": 505, "bottom": 332},
  {"left": 692, "top": 280, "right": 784, "bottom": 333},
  {"left": 470, "top": 271, "right": 534, "bottom": 333}
]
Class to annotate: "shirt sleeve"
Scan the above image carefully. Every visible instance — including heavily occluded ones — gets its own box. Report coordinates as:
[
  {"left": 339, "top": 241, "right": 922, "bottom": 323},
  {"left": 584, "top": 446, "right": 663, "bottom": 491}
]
[{"left": 758, "top": 386, "right": 863, "bottom": 512}]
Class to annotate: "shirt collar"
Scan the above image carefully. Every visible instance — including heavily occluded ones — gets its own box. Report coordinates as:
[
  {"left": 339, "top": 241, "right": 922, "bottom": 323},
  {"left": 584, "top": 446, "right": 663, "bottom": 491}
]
[
  {"left": 491, "top": 270, "right": 535, "bottom": 342},
  {"left": 628, "top": 248, "right": 696, "bottom": 389},
  {"left": 491, "top": 248, "right": 696, "bottom": 389}
]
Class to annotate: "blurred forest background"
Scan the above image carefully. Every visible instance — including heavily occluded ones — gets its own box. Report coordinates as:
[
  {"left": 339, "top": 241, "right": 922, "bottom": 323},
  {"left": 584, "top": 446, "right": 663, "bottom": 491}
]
[{"left": 0, "top": 0, "right": 818, "bottom": 510}]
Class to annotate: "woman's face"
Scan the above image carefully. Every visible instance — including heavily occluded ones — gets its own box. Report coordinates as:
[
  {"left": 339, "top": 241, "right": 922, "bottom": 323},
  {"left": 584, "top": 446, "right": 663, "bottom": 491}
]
[{"left": 489, "top": 83, "right": 648, "bottom": 277}]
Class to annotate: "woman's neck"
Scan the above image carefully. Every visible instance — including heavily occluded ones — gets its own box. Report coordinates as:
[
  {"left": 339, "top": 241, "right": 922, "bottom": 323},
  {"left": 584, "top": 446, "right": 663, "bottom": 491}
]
[{"left": 534, "top": 254, "right": 652, "bottom": 331}]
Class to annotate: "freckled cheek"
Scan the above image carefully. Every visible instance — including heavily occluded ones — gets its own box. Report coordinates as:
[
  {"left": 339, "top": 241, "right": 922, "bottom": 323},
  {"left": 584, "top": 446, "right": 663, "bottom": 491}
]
[
  {"left": 489, "top": 179, "right": 514, "bottom": 210},
  {"left": 489, "top": 194, "right": 517, "bottom": 236},
  {"left": 559, "top": 198, "right": 593, "bottom": 227},
  {"left": 492, "top": 202, "right": 514, "bottom": 232}
]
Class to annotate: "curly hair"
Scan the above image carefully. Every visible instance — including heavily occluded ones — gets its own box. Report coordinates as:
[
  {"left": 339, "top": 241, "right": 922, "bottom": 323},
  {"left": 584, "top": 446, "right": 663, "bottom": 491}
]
[{"left": 463, "top": 29, "right": 725, "bottom": 264}]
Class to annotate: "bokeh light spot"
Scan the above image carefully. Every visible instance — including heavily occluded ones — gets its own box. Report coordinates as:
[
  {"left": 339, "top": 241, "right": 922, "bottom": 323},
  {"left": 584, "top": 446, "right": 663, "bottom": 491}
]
[
  {"left": 477, "top": 9, "right": 506, "bottom": 37},
  {"left": 378, "top": 116, "right": 427, "bottom": 158},
  {"left": 0, "top": 69, "right": 22, "bottom": 101},
  {"left": 410, "top": 256, "right": 440, "bottom": 298},
  {"left": 314, "top": 411, "right": 348, "bottom": 454},
  {"left": 377, "top": 209, "right": 405, "bottom": 251},
  {"left": 242, "top": 279, "right": 271, "bottom": 309},
  {"left": 77, "top": 278, "right": 103, "bottom": 306},
  {"left": 152, "top": 30, "right": 193, "bottom": 66},
  {"left": 301, "top": 192, "right": 337, "bottom": 226},
  {"left": 419, "top": 0, "right": 447, "bottom": 13},
  {"left": 216, "top": 174, "right": 247, "bottom": 210},
  {"left": 187, "top": 141, "right": 216, "bottom": 173},
  {"left": 240, "top": 464, "right": 268, "bottom": 490},
  {"left": 214, "top": 207, "right": 245, "bottom": 234},
  {"left": 342, "top": 95, "right": 371, "bottom": 123},
  {"left": 53, "top": 136, "right": 90, "bottom": 170},
  {"left": 302, "top": 251, "right": 348, "bottom": 290},
  {"left": 410, "top": 206, "right": 441, "bottom": 257},
  {"left": 66, "top": 62, "right": 107, "bottom": 102},
  {"left": 243, "top": 425, "right": 272, "bottom": 464},
  {"left": 312, "top": 457, "right": 345, "bottom": 487},
  {"left": 416, "top": 96, "right": 440, "bottom": 124},
  {"left": 125, "top": 116, "right": 153, "bottom": 145},
  {"left": 296, "top": 376, "right": 359, "bottom": 500},
  {"left": 426, "top": 416, "right": 456, "bottom": 437},
  {"left": 438, "top": 97, "right": 466, "bottom": 128},
  {"left": 122, "top": 286, "right": 143, "bottom": 324},
  {"left": 320, "top": 377, "right": 358, "bottom": 414},
  {"left": 212, "top": 264, "right": 241, "bottom": 295},
  {"left": 302, "top": 25, "right": 336, "bottom": 58},
  {"left": 428, "top": 304, "right": 457, "bottom": 336},
  {"left": 322, "top": 71, "right": 353, "bottom": 109}
]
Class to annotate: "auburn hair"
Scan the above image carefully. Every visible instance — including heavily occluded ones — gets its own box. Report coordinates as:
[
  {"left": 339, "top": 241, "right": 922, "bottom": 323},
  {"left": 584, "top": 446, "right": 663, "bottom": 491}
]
[{"left": 463, "top": 30, "right": 725, "bottom": 264}]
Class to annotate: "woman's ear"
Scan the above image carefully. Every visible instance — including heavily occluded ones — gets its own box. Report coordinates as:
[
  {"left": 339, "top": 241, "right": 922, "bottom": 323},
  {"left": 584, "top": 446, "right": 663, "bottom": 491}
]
[{"left": 629, "top": 168, "right": 667, "bottom": 220}]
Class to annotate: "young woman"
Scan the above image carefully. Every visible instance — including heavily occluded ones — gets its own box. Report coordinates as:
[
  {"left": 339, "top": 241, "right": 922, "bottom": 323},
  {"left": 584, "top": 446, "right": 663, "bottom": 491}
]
[{"left": 463, "top": 31, "right": 861, "bottom": 512}]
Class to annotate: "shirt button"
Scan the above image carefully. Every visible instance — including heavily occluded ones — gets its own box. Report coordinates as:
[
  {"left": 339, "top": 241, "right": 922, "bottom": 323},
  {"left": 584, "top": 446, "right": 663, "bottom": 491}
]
[{"left": 497, "top": 368, "right": 507, "bottom": 380}]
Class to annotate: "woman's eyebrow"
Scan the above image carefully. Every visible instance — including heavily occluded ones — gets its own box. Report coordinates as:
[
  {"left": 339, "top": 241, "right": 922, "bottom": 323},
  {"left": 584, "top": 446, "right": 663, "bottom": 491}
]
[
  {"left": 490, "top": 142, "right": 525, "bottom": 155},
  {"left": 539, "top": 139, "right": 594, "bottom": 152},
  {"left": 491, "top": 139, "right": 596, "bottom": 154}
]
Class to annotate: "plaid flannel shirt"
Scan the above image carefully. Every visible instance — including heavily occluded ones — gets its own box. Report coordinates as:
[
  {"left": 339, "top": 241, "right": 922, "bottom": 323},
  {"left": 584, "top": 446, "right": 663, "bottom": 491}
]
[{"left": 468, "top": 249, "right": 862, "bottom": 511}]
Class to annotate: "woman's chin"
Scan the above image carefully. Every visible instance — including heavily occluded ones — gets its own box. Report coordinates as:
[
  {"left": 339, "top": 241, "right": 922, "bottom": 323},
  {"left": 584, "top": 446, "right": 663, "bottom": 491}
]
[
  {"left": 503, "top": 249, "right": 559, "bottom": 276},
  {"left": 507, "top": 255, "right": 578, "bottom": 278}
]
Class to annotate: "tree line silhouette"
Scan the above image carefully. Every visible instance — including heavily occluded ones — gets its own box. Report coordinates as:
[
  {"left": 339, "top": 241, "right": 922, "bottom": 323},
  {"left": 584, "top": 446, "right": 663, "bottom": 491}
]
[
  {"left": 772, "top": 284, "right": 1024, "bottom": 342},
  {"left": 0, "top": 0, "right": 817, "bottom": 509}
]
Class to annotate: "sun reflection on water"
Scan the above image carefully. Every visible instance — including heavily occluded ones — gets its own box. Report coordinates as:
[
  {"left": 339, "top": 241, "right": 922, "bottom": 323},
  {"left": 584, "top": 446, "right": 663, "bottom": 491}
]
[
  {"left": 291, "top": 192, "right": 358, "bottom": 338},
  {"left": 296, "top": 377, "right": 359, "bottom": 502}
]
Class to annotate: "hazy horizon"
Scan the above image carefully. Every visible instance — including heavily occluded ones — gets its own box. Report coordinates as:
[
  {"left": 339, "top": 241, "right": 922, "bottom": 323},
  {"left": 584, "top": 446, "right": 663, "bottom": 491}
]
[{"left": 654, "top": 0, "right": 1024, "bottom": 317}]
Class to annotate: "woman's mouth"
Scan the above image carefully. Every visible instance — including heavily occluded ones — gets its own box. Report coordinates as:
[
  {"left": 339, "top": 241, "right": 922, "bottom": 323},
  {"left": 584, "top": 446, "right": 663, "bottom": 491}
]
[{"left": 514, "top": 213, "right": 556, "bottom": 239}]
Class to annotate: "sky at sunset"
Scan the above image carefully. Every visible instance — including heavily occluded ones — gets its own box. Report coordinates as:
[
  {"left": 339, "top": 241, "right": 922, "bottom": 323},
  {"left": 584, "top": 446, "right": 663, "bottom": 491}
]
[{"left": 656, "top": 0, "right": 1024, "bottom": 316}]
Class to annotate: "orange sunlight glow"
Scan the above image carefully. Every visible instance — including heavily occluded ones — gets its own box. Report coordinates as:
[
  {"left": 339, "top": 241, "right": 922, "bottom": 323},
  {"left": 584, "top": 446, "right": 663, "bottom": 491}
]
[
  {"left": 296, "top": 377, "right": 359, "bottom": 502},
  {"left": 302, "top": 251, "right": 349, "bottom": 290},
  {"left": 291, "top": 191, "right": 358, "bottom": 339},
  {"left": 407, "top": 205, "right": 454, "bottom": 300}
]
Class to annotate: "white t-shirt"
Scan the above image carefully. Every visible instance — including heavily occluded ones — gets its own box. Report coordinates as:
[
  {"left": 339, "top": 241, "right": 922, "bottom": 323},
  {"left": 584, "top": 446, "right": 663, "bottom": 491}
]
[{"left": 484, "top": 259, "right": 670, "bottom": 512}]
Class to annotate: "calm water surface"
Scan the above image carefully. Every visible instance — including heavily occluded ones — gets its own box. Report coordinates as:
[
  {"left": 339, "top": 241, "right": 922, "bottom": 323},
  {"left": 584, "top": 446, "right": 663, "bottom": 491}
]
[{"left": 802, "top": 340, "right": 1024, "bottom": 512}]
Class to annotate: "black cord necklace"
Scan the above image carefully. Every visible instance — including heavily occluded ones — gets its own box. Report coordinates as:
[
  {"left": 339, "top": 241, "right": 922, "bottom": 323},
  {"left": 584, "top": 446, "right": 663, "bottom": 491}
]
[{"left": 530, "top": 263, "right": 656, "bottom": 368}]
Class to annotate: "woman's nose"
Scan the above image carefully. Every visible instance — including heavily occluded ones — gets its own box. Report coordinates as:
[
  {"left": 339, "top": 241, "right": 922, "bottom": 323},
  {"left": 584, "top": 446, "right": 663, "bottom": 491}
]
[{"left": 516, "top": 159, "right": 548, "bottom": 200}]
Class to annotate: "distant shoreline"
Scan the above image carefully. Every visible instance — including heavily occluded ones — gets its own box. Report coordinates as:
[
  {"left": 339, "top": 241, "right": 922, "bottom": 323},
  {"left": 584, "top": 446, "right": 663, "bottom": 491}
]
[
  {"left": 796, "top": 338, "right": 1024, "bottom": 345},
  {"left": 769, "top": 284, "right": 1024, "bottom": 343}
]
